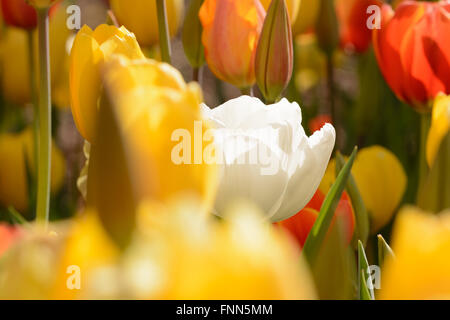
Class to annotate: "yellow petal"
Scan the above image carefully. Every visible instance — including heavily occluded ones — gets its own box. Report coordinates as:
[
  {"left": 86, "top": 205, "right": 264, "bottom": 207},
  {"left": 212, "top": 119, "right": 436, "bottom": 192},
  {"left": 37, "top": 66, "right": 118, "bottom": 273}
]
[
  {"left": 380, "top": 206, "right": 450, "bottom": 300},
  {"left": 426, "top": 93, "right": 450, "bottom": 167}
]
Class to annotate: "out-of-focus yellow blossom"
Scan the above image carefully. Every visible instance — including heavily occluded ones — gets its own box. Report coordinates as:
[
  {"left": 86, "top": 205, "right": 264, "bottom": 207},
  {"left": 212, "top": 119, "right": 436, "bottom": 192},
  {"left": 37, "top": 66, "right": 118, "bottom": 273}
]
[
  {"left": 294, "top": 33, "right": 326, "bottom": 92},
  {"left": 320, "top": 146, "right": 406, "bottom": 233},
  {"left": 109, "top": 0, "right": 184, "bottom": 47},
  {"left": 292, "top": 0, "right": 320, "bottom": 35},
  {"left": 50, "top": 212, "right": 119, "bottom": 299},
  {"left": 0, "top": 2, "right": 71, "bottom": 107},
  {"left": 0, "top": 128, "right": 66, "bottom": 213},
  {"left": 380, "top": 206, "right": 450, "bottom": 300},
  {"left": 259, "top": 0, "right": 301, "bottom": 24},
  {"left": 86, "top": 55, "right": 217, "bottom": 246},
  {"left": 0, "top": 227, "right": 63, "bottom": 299},
  {"left": 119, "top": 200, "right": 316, "bottom": 299},
  {"left": 427, "top": 93, "right": 450, "bottom": 167},
  {"left": 69, "top": 24, "right": 145, "bottom": 142}
]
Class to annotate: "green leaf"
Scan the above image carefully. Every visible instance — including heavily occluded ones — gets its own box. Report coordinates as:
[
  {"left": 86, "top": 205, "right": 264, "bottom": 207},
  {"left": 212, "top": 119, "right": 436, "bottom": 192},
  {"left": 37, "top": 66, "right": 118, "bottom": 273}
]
[
  {"left": 359, "top": 269, "right": 372, "bottom": 301},
  {"left": 358, "top": 240, "right": 374, "bottom": 300},
  {"left": 303, "top": 146, "right": 358, "bottom": 265},
  {"left": 377, "top": 234, "right": 395, "bottom": 268},
  {"left": 182, "top": 0, "right": 205, "bottom": 68},
  {"left": 335, "top": 152, "right": 370, "bottom": 246},
  {"left": 7, "top": 206, "right": 28, "bottom": 225}
]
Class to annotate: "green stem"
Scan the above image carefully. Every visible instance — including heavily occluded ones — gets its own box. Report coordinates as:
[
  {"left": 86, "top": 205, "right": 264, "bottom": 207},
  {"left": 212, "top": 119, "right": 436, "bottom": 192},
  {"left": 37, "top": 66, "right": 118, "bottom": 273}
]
[
  {"left": 36, "top": 8, "right": 52, "bottom": 227},
  {"left": 27, "top": 31, "right": 39, "bottom": 187},
  {"left": 417, "top": 112, "right": 431, "bottom": 201},
  {"left": 193, "top": 66, "right": 203, "bottom": 84},
  {"left": 240, "top": 87, "right": 254, "bottom": 96},
  {"left": 156, "top": 0, "right": 172, "bottom": 64},
  {"left": 326, "top": 53, "right": 338, "bottom": 147}
]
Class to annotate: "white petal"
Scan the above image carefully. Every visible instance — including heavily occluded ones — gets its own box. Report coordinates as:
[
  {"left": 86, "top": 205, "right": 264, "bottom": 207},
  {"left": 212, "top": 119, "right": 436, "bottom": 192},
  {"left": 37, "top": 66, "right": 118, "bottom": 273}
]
[{"left": 270, "top": 123, "right": 336, "bottom": 222}]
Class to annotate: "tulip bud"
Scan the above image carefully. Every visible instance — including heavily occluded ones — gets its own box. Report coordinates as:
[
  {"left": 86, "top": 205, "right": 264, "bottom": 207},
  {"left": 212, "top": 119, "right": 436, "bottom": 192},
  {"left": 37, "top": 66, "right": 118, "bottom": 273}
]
[
  {"left": 182, "top": 0, "right": 205, "bottom": 69},
  {"left": 315, "top": 0, "right": 339, "bottom": 57},
  {"left": 255, "top": 0, "right": 293, "bottom": 103}
]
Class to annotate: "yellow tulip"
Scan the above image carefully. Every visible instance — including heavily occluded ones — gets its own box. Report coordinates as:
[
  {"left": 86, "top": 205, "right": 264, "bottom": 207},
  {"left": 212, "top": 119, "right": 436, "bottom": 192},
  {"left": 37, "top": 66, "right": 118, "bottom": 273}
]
[
  {"left": 0, "top": 2, "right": 71, "bottom": 107},
  {"left": 292, "top": 0, "right": 320, "bottom": 35},
  {"left": 86, "top": 54, "right": 217, "bottom": 246},
  {"left": 319, "top": 146, "right": 406, "bottom": 233},
  {"left": 427, "top": 93, "right": 450, "bottom": 167},
  {"left": 380, "top": 206, "right": 450, "bottom": 300},
  {"left": 69, "top": 24, "right": 145, "bottom": 142},
  {"left": 109, "top": 0, "right": 184, "bottom": 47},
  {"left": 0, "top": 128, "right": 66, "bottom": 213},
  {"left": 121, "top": 200, "right": 316, "bottom": 299},
  {"left": 259, "top": 0, "right": 301, "bottom": 24}
]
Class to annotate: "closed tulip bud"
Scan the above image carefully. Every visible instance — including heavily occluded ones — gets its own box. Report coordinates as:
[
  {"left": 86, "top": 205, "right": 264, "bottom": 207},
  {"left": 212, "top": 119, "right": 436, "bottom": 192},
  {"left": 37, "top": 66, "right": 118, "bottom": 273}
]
[
  {"left": 373, "top": 1, "right": 450, "bottom": 109},
  {"left": 315, "top": 0, "right": 339, "bottom": 56},
  {"left": 1, "top": 0, "right": 37, "bottom": 29},
  {"left": 182, "top": 0, "right": 205, "bottom": 68},
  {"left": 199, "top": 0, "right": 265, "bottom": 89},
  {"left": 110, "top": 0, "right": 184, "bottom": 47},
  {"left": 255, "top": 0, "right": 294, "bottom": 103},
  {"left": 259, "top": 0, "right": 301, "bottom": 25}
]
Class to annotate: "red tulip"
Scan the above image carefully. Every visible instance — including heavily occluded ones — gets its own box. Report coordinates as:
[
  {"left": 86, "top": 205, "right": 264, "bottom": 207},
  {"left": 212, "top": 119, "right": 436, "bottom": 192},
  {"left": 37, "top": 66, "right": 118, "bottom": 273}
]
[
  {"left": 373, "top": 1, "right": 450, "bottom": 109},
  {"left": 0, "top": 0, "right": 37, "bottom": 30},
  {"left": 278, "top": 189, "right": 355, "bottom": 248},
  {"left": 336, "top": 0, "right": 383, "bottom": 53},
  {"left": 309, "top": 114, "right": 332, "bottom": 134}
]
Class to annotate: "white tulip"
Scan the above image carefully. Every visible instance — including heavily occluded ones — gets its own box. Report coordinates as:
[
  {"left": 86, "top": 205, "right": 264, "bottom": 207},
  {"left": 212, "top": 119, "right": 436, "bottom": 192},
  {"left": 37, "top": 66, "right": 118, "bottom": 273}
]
[{"left": 201, "top": 96, "right": 336, "bottom": 222}]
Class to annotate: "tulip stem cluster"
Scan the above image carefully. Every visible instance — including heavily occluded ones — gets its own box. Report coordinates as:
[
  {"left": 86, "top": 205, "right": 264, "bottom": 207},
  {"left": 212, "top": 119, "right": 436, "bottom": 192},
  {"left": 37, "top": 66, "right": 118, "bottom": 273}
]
[
  {"left": 156, "top": 0, "right": 172, "bottom": 64},
  {"left": 417, "top": 112, "right": 431, "bottom": 201},
  {"left": 35, "top": 7, "right": 52, "bottom": 227}
]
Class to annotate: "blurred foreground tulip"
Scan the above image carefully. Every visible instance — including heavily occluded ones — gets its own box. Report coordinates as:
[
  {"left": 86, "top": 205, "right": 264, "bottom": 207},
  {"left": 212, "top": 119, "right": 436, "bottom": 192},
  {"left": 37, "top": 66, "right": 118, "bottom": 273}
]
[
  {"left": 201, "top": 96, "right": 336, "bottom": 222},
  {"left": 336, "top": 0, "right": 382, "bottom": 53},
  {"left": 320, "top": 146, "right": 406, "bottom": 233},
  {"left": 124, "top": 201, "right": 317, "bottom": 299},
  {"left": 69, "top": 24, "right": 145, "bottom": 142},
  {"left": 380, "top": 206, "right": 450, "bottom": 299},
  {"left": 255, "top": 0, "right": 293, "bottom": 102},
  {"left": 278, "top": 189, "right": 355, "bottom": 248},
  {"left": 0, "top": 203, "right": 317, "bottom": 299},
  {"left": 0, "top": 128, "right": 65, "bottom": 213},
  {"left": 0, "top": 0, "right": 37, "bottom": 29},
  {"left": 110, "top": 0, "right": 184, "bottom": 47},
  {"left": 292, "top": 0, "right": 320, "bottom": 35},
  {"left": 259, "top": 0, "right": 300, "bottom": 24},
  {"left": 86, "top": 55, "right": 217, "bottom": 246},
  {"left": 27, "top": 0, "right": 59, "bottom": 8},
  {"left": 199, "top": 0, "right": 265, "bottom": 90},
  {"left": 373, "top": 1, "right": 450, "bottom": 109}
]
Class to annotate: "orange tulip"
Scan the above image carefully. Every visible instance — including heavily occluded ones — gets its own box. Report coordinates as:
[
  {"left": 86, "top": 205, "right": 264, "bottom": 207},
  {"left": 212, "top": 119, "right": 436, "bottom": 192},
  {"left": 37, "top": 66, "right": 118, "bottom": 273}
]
[
  {"left": 278, "top": 189, "right": 355, "bottom": 248},
  {"left": 373, "top": 1, "right": 450, "bottom": 109},
  {"left": 199, "top": 0, "right": 265, "bottom": 89},
  {"left": 336, "top": 0, "right": 382, "bottom": 53}
]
